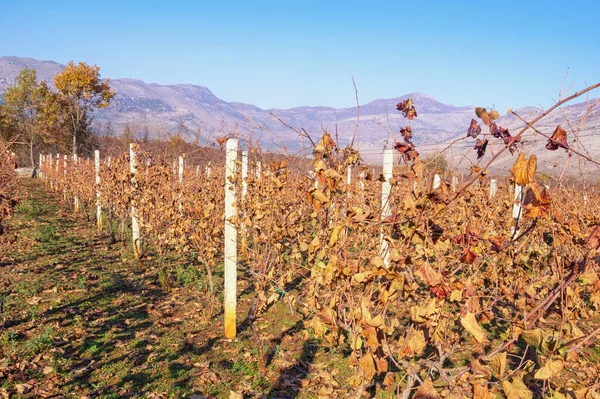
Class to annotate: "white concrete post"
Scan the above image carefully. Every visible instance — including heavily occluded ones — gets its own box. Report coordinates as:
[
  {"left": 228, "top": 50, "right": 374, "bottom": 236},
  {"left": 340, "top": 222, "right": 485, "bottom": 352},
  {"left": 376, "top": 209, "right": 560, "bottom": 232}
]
[
  {"left": 433, "top": 174, "right": 441, "bottom": 190},
  {"left": 130, "top": 144, "right": 141, "bottom": 258},
  {"left": 241, "top": 150, "right": 248, "bottom": 199},
  {"left": 224, "top": 138, "right": 239, "bottom": 339},
  {"left": 346, "top": 165, "right": 352, "bottom": 197},
  {"left": 73, "top": 154, "right": 80, "bottom": 211},
  {"left": 381, "top": 148, "right": 394, "bottom": 269},
  {"left": 95, "top": 150, "right": 102, "bottom": 231},
  {"left": 178, "top": 156, "right": 184, "bottom": 213},
  {"left": 490, "top": 178, "right": 497, "bottom": 198},
  {"left": 451, "top": 176, "right": 458, "bottom": 192},
  {"left": 38, "top": 153, "right": 43, "bottom": 179},
  {"left": 256, "top": 161, "right": 262, "bottom": 179},
  {"left": 511, "top": 183, "right": 524, "bottom": 238},
  {"left": 63, "top": 155, "right": 68, "bottom": 201}
]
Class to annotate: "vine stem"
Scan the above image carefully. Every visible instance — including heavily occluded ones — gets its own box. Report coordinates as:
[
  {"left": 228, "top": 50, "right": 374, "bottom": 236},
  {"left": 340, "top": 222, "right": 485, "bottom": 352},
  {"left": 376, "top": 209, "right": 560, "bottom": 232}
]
[{"left": 450, "top": 82, "right": 600, "bottom": 202}]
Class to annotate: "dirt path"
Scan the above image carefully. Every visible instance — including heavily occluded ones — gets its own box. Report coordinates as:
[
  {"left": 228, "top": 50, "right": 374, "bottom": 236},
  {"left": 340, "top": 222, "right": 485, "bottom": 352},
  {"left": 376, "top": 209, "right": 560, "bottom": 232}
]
[{"left": 0, "top": 178, "right": 349, "bottom": 399}]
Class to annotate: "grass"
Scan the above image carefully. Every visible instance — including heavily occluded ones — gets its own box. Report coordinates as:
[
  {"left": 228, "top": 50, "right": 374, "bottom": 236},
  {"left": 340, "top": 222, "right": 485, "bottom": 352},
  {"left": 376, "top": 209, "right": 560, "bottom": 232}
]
[{"left": 0, "top": 177, "right": 353, "bottom": 398}]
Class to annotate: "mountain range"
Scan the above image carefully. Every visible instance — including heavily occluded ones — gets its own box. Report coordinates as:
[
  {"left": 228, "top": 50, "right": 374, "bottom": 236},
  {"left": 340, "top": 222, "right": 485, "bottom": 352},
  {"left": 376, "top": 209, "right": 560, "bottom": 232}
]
[{"left": 1, "top": 56, "right": 599, "bottom": 176}]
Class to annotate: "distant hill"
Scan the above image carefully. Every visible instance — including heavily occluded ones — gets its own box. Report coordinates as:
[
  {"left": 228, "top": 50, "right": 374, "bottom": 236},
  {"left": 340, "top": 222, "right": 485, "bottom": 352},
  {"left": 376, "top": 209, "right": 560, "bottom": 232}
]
[
  {"left": 1, "top": 56, "right": 599, "bottom": 176},
  {"left": 0, "top": 57, "right": 474, "bottom": 148}
]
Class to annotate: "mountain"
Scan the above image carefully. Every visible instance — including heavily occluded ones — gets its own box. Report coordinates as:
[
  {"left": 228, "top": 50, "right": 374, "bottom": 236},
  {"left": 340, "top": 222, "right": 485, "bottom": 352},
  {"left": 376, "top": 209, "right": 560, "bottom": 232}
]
[
  {"left": 0, "top": 57, "right": 473, "bottom": 149},
  {"left": 1, "top": 56, "right": 599, "bottom": 176}
]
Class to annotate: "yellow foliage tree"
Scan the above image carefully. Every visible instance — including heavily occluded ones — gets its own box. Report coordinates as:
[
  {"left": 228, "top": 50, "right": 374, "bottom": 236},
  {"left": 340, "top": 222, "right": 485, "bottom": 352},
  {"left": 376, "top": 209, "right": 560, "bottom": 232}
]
[{"left": 54, "top": 61, "right": 115, "bottom": 155}]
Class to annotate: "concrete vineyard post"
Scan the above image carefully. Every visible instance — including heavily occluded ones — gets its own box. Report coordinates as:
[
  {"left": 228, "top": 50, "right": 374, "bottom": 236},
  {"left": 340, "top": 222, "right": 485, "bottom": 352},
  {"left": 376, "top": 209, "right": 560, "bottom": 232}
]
[
  {"left": 490, "top": 178, "right": 497, "bottom": 198},
  {"left": 380, "top": 148, "right": 394, "bottom": 269},
  {"left": 224, "top": 138, "right": 238, "bottom": 339},
  {"left": 178, "top": 156, "right": 184, "bottom": 213},
  {"left": 95, "top": 150, "right": 102, "bottom": 231},
  {"left": 39, "top": 153, "right": 43, "bottom": 179},
  {"left": 511, "top": 183, "right": 524, "bottom": 238},
  {"left": 73, "top": 154, "right": 80, "bottom": 212},
  {"left": 241, "top": 150, "right": 248, "bottom": 198},
  {"left": 130, "top": 144, "right": 141, "bottom": 259},
  {"left": 63, "top": 155, "right": 67, "bottom": 201},
  {"left": 256, "top": 161, "right": 262, "bottom": 180},
  {"left": 451, "top": 175, "right": 458, "bottom": 192},
  {"left": 346, "top": 165, "right": 352, "bottom": 197},
  {"left": 433, "top": 174, "right": 441, "bottom": 190}
]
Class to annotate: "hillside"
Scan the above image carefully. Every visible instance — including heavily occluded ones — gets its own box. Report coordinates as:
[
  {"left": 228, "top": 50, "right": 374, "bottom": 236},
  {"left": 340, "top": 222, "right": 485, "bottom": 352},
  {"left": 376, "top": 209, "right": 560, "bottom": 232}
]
[{"left": 1, "top": 56, "right": 599, "bottom": 176}]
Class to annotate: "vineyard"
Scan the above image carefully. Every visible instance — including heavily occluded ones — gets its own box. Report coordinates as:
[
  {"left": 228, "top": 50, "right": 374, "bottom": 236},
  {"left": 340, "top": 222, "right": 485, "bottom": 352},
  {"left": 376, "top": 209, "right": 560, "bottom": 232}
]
[{"left": 1, "top": 96, "right": 600, "bottom": 398}]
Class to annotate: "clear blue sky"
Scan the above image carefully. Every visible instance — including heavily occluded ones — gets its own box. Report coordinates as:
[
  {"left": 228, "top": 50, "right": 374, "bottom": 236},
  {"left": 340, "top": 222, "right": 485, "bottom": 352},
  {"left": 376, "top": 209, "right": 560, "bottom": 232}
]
[{"left": 1, "top": 0, "right": 598, "bottom": 112}]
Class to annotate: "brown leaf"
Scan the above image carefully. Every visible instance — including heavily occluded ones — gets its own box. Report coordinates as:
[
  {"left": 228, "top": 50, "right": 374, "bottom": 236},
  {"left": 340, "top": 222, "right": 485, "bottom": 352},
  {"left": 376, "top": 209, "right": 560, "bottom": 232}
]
[
  {"left": 522, "top": 182, "right": 551, "bottom": 218},
  {"left": 400, "top": 125, "right": 413, "bottom": 142},
  {"left": 474, "top": 139, "right": 489, "bottom": 159},
  {"left": 510, "top": 153, "right": 536, "bottom": 186},
  {"left": 414, "top": 378, "right": 439, "bottom": 399},
  {"left": 468, "top": 119, "right": 482, "bottom": 138},
  {"left": 546, "top": 125, "right": 568, "bottom": 151}
]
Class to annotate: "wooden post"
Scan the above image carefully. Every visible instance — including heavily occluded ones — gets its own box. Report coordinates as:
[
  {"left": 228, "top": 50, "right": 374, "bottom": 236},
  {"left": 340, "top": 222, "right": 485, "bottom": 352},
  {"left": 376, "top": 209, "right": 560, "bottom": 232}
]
[
  {"left": 489, "top": 178, "right": 497, "bottom": 198},
  {"left": 130, "top": 144, "right": 141, "bottom": 258},
  {"left": 224, "top": 138, "right": 238, "bottom": 339},
  {"left": 381, "top": 148, "right": 394, "bottom": 268},
  {"left": 95, "top": 150, "right": 102, "bottom": 231},
  {"left": 433, "top": 174, "right": 441, "bottom": 190},
  {"left": 241, "top": 150, "right": 248, "bottom": 198}
]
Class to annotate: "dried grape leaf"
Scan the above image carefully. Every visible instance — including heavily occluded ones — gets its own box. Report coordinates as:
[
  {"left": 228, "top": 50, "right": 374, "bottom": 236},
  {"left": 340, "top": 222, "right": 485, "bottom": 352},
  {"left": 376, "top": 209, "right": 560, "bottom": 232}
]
[
  {"left": 523, "top": 182, "right": 551, "bottom": 218},
  {"left": 400, "top": 125, "right": 413, "bottom": 142},
  {"left": 545, "top": 125, "right": 568, "bottom": 151},
  {"left": 468, "top": 119, "right": 482, "bottom": 138},
  {"left": 510, "top": 153, "right": 536, "bottom": 186},
  {"left": 474, "top": 139, "right": 489, "bottom": 159},
  {"left": 396, "top": 99, "right": 418, "bottom": 120}
]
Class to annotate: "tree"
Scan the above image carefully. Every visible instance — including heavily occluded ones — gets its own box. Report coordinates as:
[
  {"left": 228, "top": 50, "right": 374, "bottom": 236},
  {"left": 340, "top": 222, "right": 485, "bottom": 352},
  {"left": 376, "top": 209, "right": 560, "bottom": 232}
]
[
  {"left": 54, "top": 61, "right": 115, "bottom": 155},
  {"left": 1, "top": 68, "right": 46, "bottom": 167}
]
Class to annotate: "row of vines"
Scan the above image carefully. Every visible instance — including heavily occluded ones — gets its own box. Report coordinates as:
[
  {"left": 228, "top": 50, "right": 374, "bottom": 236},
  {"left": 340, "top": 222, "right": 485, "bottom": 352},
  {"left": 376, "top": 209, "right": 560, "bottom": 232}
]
[{"left": 37, "top": 99, "right": 600, "bottom": 398}]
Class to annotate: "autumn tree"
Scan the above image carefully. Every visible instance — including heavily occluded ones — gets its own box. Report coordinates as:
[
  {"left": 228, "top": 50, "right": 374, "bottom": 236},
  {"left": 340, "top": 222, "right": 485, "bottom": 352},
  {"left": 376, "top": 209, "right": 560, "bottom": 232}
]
[
  {"left": 1, "top": 68, "right": 49, "bottom": 167},
  {"left": 54, "top": 61, "right": 115, "bottom": 155}
]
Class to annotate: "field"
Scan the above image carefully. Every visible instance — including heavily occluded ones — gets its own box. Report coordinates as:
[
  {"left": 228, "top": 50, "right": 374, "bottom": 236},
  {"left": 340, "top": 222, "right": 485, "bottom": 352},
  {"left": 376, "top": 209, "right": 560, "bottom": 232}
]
[{"left": 1, "top": 133, "right": 600, "bottom": 398}]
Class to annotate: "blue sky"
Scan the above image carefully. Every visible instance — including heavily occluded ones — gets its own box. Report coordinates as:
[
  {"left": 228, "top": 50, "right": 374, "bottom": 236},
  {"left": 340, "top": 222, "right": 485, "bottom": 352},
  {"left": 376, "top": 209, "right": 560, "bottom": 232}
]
[{"left": 1, "top": 0, "right": 598, "bottom": 111}]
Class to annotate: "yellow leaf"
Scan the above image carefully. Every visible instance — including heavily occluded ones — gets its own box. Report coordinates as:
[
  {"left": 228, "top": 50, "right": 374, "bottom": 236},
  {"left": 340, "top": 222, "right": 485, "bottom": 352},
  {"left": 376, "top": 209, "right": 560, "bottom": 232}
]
[
  {"left": 351, "top": 271, "right": 372, "bottom": 285},
  {"left": 521, "top": 329, "right": 544, "bottom": 349},
  {"left": 358, "top": 353, "right": 377, "bottom": 382},
  {"left": 328, "top": 224, "right": 344, "bottom": 246},
  {"left": 490, "top": 352, "right": 507, "bottom": 378},
  {"left": 534, "top": 359, "right": 564, "bottom": 380},
  {"left": 502, "top": 377, "right": 533, "bottom": 399},
  {"left": 461, "top": 312, "right": 487, "bottom": 343},
  {"left": 473, "top": 382, "right": 490, "bottom": 399},
  {"left": 510, "top": 153, "right": 537, "bottom": 186}
]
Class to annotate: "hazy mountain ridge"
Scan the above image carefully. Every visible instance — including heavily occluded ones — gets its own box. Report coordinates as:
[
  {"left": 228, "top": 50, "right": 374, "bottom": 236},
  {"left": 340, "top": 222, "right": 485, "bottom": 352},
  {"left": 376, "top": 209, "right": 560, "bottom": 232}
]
[
  {"left": 0, "top": 57, "right": 476, "bottom": 148},
  {"left": 1, "top": 56, "right": 599, "bottom": 173}
]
